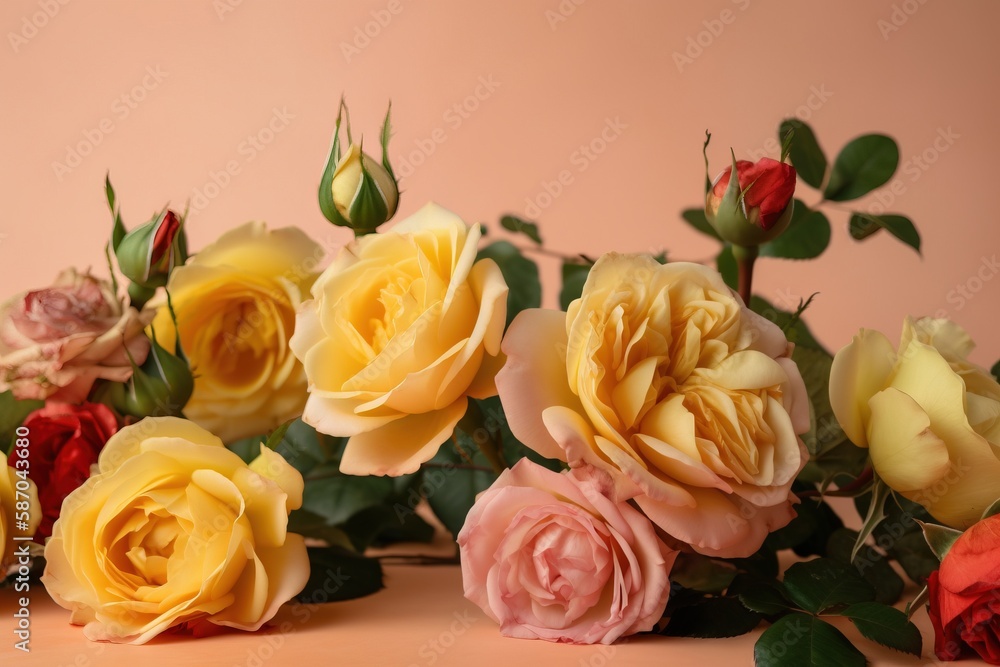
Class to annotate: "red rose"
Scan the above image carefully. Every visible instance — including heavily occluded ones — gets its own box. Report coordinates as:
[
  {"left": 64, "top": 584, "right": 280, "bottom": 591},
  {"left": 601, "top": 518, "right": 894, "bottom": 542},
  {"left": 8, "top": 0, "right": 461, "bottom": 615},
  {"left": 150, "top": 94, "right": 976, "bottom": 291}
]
[
  {"left": 928, "top": 514, "right": 1000, "bottom": 664},
  {"left": 709, "top": 157, "right": 796, "bottom": 230},
  {"left": 20, "top": 402, "right": 118, "bottom": 541}
]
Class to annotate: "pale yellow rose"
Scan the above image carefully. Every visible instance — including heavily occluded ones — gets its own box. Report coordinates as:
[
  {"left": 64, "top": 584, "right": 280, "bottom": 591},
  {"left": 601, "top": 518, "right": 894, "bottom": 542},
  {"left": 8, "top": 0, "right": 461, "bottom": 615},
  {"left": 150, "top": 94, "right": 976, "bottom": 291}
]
[
  {"left": 152, "top": 222, "right": 322, "bottom": 442},
  {"left": 41, "top": 417, "right": 309, "bottom": 644},
  {"left": 830, "top": 317, "right": 1000, "bottom": 528},
  {"left": 497, "top": 254, "right": 809, "bottom": 558},
  {"left": 1, "top": 448, "right": 40, "bottom": 575},
  {"left": 290, "top": 203, "right": 508, "bottom": 476}
]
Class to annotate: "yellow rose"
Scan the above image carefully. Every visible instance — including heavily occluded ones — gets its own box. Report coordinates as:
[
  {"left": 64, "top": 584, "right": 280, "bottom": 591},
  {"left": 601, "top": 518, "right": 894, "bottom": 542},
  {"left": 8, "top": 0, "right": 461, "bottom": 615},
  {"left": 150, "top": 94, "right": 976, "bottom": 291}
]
[
  {"left": 290, "top": 203, "right": 508, "bottom": 476},
  {"left": 830, "top": 317, "right": 1000, "bottom": 528},
  {"left": 41, "top": 417, "right": 308, "bottom": 644},
  {"left": 152, "top": 222, "right": 322, "bottom": 442},
  {"left": 496, "top": 254, "right": 809, "bottom": 558},
  {"left": 1, "top": 448, "right": 40, "bottom": 575}
]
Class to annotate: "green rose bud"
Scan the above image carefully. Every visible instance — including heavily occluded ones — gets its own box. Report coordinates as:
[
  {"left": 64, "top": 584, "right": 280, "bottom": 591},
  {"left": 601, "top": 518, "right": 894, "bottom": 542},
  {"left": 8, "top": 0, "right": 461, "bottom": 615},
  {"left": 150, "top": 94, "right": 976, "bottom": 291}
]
[
  {"left": 98, "top": 328, "right": 193, "bottom": 419},
  {"left": 318, "top": 98, "right": 399, "bottom": 235},
  {"left": 115, "top": 209, "right": 187, "bottom": 289},
  {"left": 331, "top": 143, "right": 399, "bottom": 232}
]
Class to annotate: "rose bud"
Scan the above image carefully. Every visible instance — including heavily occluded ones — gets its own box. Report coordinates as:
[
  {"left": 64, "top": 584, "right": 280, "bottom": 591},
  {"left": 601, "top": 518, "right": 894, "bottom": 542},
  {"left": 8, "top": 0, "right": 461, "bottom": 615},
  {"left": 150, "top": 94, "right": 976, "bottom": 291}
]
[
  {"left": 318, "top": 99, "right": 399, "bottom": 235},
  {"left": 97, "top": 329, "right": 193, "bottom": 419},
  {"left": 330, "top": 144, "right": 399, "bottom": 232},
  {"left": 705, "top": 154, "right": 796, "bottom": 246},
  {"left": 114, "top": 209, "right": 186, "bottom": 290}
]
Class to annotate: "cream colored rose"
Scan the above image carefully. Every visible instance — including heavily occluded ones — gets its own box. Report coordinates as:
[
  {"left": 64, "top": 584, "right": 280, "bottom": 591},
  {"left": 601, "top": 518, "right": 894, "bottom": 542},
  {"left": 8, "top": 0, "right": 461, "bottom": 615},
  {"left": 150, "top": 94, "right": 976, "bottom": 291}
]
[
  {"left": 0, "top": 269, "right": 152, "bottom": 402},
  {"left": 290, "top": 203, "right": 507, "bottom": 476},
  {"left": 152, "top": 222, "right": 321, "bottom": 442},
  {"left": 41, "top": 417, "right": 308, "bottom": 644},
  {"left": 497, "top": 254, "right": 809, "bottom": 558},
  {"left": 830, "top": 317, "right": 1000, "bottom": 528},
  {"left": 1, "top": 449, "right": 40, "bottom": 575}
]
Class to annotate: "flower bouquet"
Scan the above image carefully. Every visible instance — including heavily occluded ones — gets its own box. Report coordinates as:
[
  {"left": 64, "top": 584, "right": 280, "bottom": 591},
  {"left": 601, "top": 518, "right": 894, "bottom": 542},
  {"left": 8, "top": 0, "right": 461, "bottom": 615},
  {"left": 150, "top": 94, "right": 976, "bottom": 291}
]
[{"left": 3, "top": 99, "right": 999, "bottom": 666}]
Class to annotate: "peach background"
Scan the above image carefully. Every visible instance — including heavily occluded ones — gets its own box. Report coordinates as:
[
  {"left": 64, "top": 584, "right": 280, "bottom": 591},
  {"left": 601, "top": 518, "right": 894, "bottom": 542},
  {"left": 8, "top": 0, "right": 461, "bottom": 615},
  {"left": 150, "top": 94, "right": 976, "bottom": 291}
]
[
  {"left": 1, "top": 0, "right": 998, "bottom": 365},
  {"left": 1, "top": 3, "right": 998, "bottom": 664}
]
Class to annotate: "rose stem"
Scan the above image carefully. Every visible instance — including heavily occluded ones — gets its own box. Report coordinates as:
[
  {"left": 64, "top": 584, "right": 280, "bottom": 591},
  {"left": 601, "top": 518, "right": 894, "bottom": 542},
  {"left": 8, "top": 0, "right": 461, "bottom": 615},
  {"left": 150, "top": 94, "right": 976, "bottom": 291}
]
[{"left": 732, "top": 244, "right": 759, "bottom": 304}]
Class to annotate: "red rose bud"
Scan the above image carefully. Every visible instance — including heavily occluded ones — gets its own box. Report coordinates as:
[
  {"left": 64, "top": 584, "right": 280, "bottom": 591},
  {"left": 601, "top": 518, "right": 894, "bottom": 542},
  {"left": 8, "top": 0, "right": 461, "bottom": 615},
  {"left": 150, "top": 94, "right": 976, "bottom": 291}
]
[
  {"left": 706, "top": 154, "right": 796, "bottom": 246},
  {"left": 115, "top": 209, "right": 187, "bottom": 290},
  {"left": 928, "top": 513, "right": 1000, "bottom": 664},
  {"left": 20, "top": 402, "right": 118, "bottom": 541},
  {"left": 151, "top": 210, "right": 181, "bottom": 265}
]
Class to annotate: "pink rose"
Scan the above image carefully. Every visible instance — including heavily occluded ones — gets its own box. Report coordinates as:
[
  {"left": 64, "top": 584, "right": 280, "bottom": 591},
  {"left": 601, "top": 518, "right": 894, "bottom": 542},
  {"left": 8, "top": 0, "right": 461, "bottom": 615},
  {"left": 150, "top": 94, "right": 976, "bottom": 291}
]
[
  {"left": 458, "top": 460, "right": 676, "bottom": 644},
  {"left": 0, "top": 269, "right": 153, "bottom": 401}
]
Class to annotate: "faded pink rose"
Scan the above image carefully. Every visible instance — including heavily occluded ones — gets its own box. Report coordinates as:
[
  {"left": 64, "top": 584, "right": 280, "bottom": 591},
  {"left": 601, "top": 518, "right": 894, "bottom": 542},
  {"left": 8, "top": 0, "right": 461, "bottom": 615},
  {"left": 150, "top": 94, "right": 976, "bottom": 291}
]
[
  {"left": 458, "top": 460, "right": 676, "bottom": 644},
  {"left": 0, "top": 269, "right": 153, "bottom": 401},
  {"left": 496, "top": 254, "right": 809, "bottom": 558}
]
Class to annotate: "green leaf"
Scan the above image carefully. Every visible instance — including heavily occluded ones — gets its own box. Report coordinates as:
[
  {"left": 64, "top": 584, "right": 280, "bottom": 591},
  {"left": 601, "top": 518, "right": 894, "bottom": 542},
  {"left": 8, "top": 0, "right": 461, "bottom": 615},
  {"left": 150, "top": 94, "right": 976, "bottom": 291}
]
[
  {"left": 827, "top": 528, "right": 904, "bottom": 606},
  {"left": 318, "top": 99, "right": 347, "bottom": 226},
  {"left": 0, "top": 391, "right": 43, "bottom": 454},
  {"left": 500, "top": 215, "right": 542, "bottom": 245},
  {"left": 559, "top": 262, "right": 591, "bottom": 311},
  {"left": 765, "top": 494, "right": 843, "bottom": 557},
  {"left": 287, "top": 509, "right": 355, "bottom": 550},
  {"left": 477, "top": 241, "right": 541, "bottom": 327},
  {"left": 301, "top": 468, "right": 395, "bottom": 527},
  {"left": 792, "top": 346, "right": 846, "bottom": 459},
  {"left": 342, "top": 503, "right": 435, "bottom": 551},
  {"left": 852, "top": 474, "right": 890, "bottom": 562},
  {"left": 848, "top": 213, "right": 921, "bottom": 254},
  {"left": 781, "top": 558, "right": 875, "bottom": 614},
  {"left": 425, "top": 437, "right": 499, "bottom": 539},
  {"left": 760, "top": 202, "right": 831, "bottom": 260},
  {"left": 737, "top": 579, "right": 795, "bottom": 616},
  {"left": 380, "top": 100, "right": 395, "bottom": 181},
  {"left": 917, "top": 520, "right": 963, "bottom": 562},
  {"left": 779, "top": 120, "right": 828, "bottom": 189},
  {"left": 749, "top": 297, "right": 826, "bottom": 352},
  {"left": 295, "top": 546, "right": 384, "bottom": 603},
  {"left": 670, "top": 553, "right": 737, "bottom": 593},
  {"left": 717, "top": 244, "right": 737, "bottom": 290},
  {"left": 681, "top": 208, "right": 722, "bottom": 241},
  {"left": 905, "top": 585, "right": 929, "bottom": 619},
  {"left": 754, "top": 614, "right": 866, "bottom": 667},
  {"left": 263, "top": 418, "right": 296, "bottom": 451},
  {"left": 824, "top": 134, "right": 899, "bottom": 201},
  {"left": 862, "top": 493, "right": 939, "bottom": 584},
  {"left": 991, "top": 360, "right": 1000, "bottom": 380},
  {"left": 842, "top": 602, "right": 922, "bottom": 656},
  {"left": 662, "top": 596, "right": 762, "bottom": 638}
]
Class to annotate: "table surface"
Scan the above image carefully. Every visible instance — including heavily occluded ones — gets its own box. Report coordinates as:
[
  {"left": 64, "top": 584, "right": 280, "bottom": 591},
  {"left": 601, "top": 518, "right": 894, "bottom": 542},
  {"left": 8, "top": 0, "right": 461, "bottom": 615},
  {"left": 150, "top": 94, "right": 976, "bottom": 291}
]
[{"left": 0, "top": 536, "right": 960, "bottom": 667}]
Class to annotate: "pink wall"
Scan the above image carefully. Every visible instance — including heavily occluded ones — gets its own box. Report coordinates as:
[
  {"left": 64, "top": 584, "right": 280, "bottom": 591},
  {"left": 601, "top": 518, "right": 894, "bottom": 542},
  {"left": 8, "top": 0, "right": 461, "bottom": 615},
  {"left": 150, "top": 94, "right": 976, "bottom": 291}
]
[{"left": 1, "top": 0, "right": 997, "bottom": 365}]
